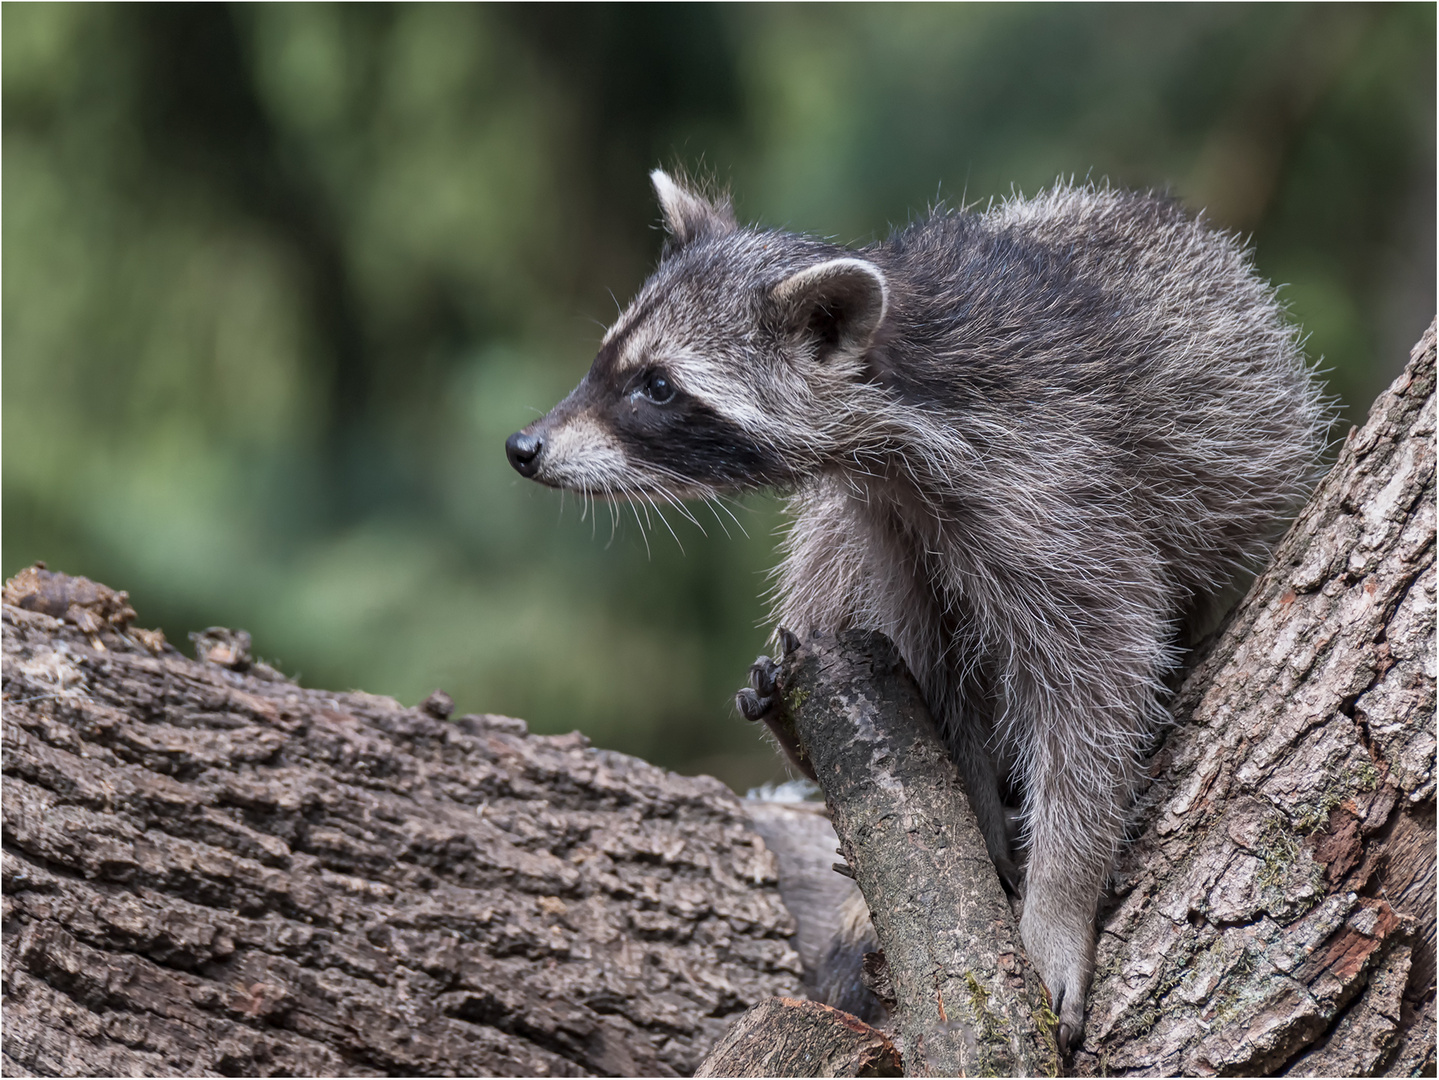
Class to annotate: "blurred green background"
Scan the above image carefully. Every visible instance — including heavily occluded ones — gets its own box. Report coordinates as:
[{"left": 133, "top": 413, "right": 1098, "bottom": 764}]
[{"left": 4, "top": 3, "right": 1434, "bottom": 791}]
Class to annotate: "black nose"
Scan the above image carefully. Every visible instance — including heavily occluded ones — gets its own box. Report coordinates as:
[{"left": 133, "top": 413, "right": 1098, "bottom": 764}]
[{"left": 506, "top": 431, "right": 543, "bottom": 477}]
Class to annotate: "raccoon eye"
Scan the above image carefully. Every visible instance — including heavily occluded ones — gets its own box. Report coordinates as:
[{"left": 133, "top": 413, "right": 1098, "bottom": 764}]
[{"left": 639, "top": 369, "right": 676, "bottom": 404}]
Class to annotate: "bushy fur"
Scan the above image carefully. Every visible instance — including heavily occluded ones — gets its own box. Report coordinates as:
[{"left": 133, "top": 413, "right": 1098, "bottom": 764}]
[{"left": 507, "top": 170, "right": 1330, "bottom": 1045}]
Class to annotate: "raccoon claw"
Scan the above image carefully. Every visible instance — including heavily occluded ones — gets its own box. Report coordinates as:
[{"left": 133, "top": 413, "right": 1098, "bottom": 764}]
[
  {"left": 738, "top": 655, "right": 782, "bottom": 720},
  {"left": 738, "top": 653, "right": 816, "bottom": 780},
  {"left": 736, "top": 686, "right": 773, "bottom": 722},
  {"left": 1047, "top": 985, "right": 1084, "bottom": 1057},
  {"left": 778, "top": 627, "right": 801, "bottom": 657},
  {"left": 750, "top": 655, "right": 781, "bottom": 698},
  {"left": 995, "top": 855, "right": 1022, "bottom": 898}
]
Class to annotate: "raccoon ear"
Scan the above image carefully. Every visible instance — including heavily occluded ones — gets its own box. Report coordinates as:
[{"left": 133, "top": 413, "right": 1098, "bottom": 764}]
[
  {"left": 651, "top": 169, "right": 737, "bottom": 247},
  {"left": 772, "top": 257, "right": 889, "bottom": 364}
]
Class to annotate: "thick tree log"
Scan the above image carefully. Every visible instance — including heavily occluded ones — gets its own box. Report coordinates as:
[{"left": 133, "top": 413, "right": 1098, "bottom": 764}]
[
  {"left": 714, "top": 322, "right": 1435, "bottom": 1077},
  {"left": 0, "top": 571, "right": 805, "bottom": 1077}
]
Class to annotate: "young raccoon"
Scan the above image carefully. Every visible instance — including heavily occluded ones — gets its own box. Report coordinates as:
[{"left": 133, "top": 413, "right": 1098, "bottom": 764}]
[{"left": 506, "top": 170, "right": 1329, "bottom": 1049}]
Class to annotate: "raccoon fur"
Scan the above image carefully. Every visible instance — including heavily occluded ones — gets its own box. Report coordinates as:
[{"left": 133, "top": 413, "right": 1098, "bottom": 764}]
[{"left": 505, "top": 169, "right": 1330, "bottom": 1049}]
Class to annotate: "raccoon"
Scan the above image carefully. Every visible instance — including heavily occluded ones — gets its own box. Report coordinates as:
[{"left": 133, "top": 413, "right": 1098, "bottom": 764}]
[{"left": 506, "top": 169, "right": 1329, "bottom": 1050}]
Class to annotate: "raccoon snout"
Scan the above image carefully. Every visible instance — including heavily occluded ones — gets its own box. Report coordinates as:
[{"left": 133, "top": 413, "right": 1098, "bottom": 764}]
[{"left": 505, "top": 430, "right": 544, "bottom": 477}]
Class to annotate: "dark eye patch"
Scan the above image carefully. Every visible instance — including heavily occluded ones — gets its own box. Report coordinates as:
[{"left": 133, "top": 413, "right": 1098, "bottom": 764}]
[{"left": 607, "top": 392, "right": 791, "bottom": 490}]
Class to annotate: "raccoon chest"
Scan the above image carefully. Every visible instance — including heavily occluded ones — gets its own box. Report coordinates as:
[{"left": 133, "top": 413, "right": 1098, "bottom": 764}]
[{"left": 848, "top": 495, "right": 977, "bottom": 693}]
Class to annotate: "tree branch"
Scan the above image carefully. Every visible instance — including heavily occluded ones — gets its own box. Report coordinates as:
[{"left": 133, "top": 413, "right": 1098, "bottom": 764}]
[{"left": 777, "top": 631, "right": 1056, "bottom": 1077}]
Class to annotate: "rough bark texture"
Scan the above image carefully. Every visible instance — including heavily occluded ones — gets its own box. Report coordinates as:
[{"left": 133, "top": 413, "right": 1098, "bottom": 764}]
[
  {"left": 1, "top": 572, "right": 804, "bottom": 1078},
  {"left": 693, "top": 997, "right": 901, "bottom": 1078},
  {"left": 777, "top": 632, "right": 1056, "bottom": 1078}
]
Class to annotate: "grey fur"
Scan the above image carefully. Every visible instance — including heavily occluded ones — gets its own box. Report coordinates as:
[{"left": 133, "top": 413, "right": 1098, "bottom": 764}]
[{"left": 508, "top": 170, "right": 1331, "bottom": 1046}]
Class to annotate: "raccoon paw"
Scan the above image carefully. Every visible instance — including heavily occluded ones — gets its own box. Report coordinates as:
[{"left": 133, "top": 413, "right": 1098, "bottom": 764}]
[
  {"left": 735, "top": 687, "right": 769, "bottom": 721},
  {"left": 1054, "top": 987, "right": 1084, "bottom": 1058},
  {"left": 737, "top": 650, "right": 816, "bottom": 780},
  {"left": 1018, "top": 907, "right": 1094, "bottom": 1057},
  {"left": 994, "top": 853, "right": 1023, "bottom": 898},
  {"left": 736, "top": 655, "right": 781, "bottom": 720}
]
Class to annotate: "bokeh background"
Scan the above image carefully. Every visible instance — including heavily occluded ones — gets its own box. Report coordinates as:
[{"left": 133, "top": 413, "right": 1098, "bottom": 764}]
[{"left": 5, "top": 3, "right": 1434, "bottom": 791}]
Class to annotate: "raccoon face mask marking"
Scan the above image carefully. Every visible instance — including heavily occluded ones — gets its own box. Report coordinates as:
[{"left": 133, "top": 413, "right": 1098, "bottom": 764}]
[{"left": 507, "top": 175, "right": 891, "bottom": 497}]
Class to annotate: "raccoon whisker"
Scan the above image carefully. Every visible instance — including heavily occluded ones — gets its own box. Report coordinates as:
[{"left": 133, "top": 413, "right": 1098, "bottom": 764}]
[
  {"left": 609, "top": 485, "right": 625, "bottom": 548},
  {"left": 577, "top": 486, "right": 593, "bottom": 533},
  {"left": 641, "top": 490, "right": 687, "bottom": 553},
  {"left": 644, "top": 489, "right": 696, "bottom": 538},
  {"left": 635, "top": 490, "right": 655, "bottom": 531},
  {"left": 628, "top": 500, "right": 653, "bottom": 558},
  {"left": 623, "top": 483, "right": 669, "bottom": 557},
  {"left": 706, "top": 495, "right": 749, "bottom": 539},
  {"left": 701, "top": 496, "right": 732, "bottom": 539},
  {"left": 601, "top": 480, "right": 624, "bottom": 549},
  {"left": 629, "top": 460, "right": 693, "bottom": 491},
  {"left": 651, "top": 487, "right": 706, "bottom": 535}
]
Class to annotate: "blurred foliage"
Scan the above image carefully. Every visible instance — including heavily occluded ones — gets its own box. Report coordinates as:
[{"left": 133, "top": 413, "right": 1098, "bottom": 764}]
[{"left": 4, "top": 3, "right": 1433, "bottom": 791}]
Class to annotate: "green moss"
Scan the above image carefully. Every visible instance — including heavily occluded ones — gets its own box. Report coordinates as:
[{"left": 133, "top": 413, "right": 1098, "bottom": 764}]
[
  {"left": 1254, "top": 817, "right": 1302, "bottom": 889},
  {"left": 1154, "top": 964, "right": 1189, "bottom": 999},
  {"left": 964, "top": 971, "right": 1006, "bottom": 1045},
  {"left": 1349, "top": 758, "right": 1380, "bottom": 793},
  {"left": 1031, "top": 998, "right": 1061, "bottom": 1078},
  {"left": 1209, "top": 946, "right": 1260, "bottom": 1026},
  {"left": 1291, "top": 758, "right": 1382, "bottom": 832},
  {"left": 1113, "top": 1002, "right": 1161, "bottom": 1042}
]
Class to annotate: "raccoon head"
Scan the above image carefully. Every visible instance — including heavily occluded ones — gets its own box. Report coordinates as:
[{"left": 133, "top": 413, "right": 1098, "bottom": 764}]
[{"left": 505, "top": 170, "right": 890, "bottom": 501}]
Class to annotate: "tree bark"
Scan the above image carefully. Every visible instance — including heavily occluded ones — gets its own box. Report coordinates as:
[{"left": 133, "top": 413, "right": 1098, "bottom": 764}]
[
  {"left": 1, "top": 572, "right": 805, "bottom": 1077},
  {"left": 693, "top": 998, "right": 901, "bottom": 1078},
  {"left": 706, "top": 321, "right": 1436, "bottom": 1077}
]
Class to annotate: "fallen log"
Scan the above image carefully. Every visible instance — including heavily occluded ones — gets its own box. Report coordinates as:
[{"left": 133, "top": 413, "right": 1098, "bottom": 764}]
[{"left": 0, "top": 572, "right": 808, "bottom": 1077}]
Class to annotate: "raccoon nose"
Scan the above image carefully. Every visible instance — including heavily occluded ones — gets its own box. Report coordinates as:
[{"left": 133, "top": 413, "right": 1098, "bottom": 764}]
[{"left": 506, "top": 431, "right": 544, "bottom": 477}]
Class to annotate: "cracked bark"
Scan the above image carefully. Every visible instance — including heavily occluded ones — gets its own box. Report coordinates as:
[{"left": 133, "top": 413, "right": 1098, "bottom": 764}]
[
  {"left": 706, "top": 322, "right": 1435, "bottom": 1077},
  {"left": 0, "top": 572, "right": 807, "bottom": 1077}
]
